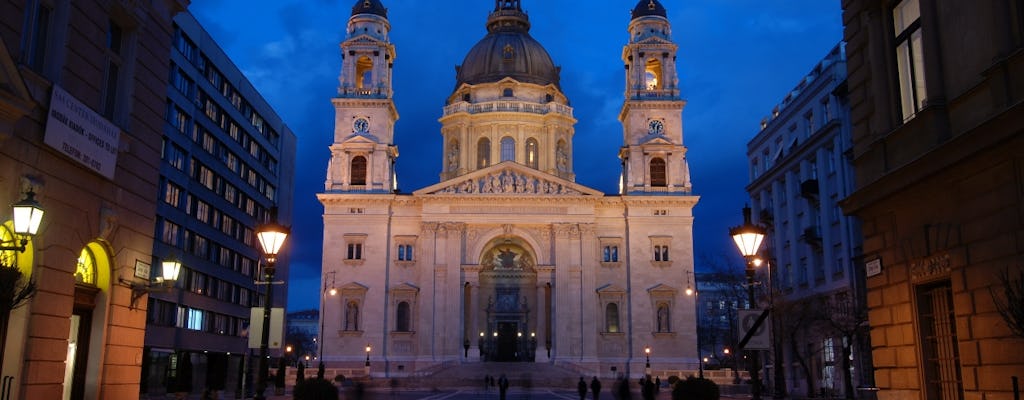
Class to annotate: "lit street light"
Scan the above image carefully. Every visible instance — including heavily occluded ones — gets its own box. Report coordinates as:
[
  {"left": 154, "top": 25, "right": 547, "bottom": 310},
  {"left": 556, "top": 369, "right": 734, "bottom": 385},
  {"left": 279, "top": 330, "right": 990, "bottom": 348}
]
[
  {"left": 730, "top": 205, "right": 767, "bottom": 400},
  {"left": 254, "top": 212, "right": 289, "bottom": 400}
]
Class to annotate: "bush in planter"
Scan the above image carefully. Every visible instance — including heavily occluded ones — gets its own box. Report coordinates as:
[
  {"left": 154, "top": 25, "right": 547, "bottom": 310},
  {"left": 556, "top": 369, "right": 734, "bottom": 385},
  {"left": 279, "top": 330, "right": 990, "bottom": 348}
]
[
  {"left": 672, "top": 376, "right": 719, "bottom": 400},
  {"left": 293, "top": 378, "right": 338, "bottom": 400}
]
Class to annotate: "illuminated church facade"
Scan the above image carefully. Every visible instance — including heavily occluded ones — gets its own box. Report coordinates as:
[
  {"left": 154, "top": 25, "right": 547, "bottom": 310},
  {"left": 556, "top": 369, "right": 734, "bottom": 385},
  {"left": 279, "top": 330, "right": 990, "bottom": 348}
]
[{"left": 318, "top": 0, "right": 699, "bottom": 378}]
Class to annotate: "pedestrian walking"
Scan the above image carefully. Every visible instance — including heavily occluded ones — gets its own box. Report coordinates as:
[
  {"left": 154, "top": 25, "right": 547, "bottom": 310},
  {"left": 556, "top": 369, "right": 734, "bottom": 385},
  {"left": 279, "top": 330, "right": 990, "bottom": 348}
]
[
  {"left": 498, "top": 373, "right": 510, "bottom": 400},
  {"left": 578, "top": 377, "right": 588, "bottom": 400},
  {"left": 590, "top": 376, "right": 602, "bottom": 400}
]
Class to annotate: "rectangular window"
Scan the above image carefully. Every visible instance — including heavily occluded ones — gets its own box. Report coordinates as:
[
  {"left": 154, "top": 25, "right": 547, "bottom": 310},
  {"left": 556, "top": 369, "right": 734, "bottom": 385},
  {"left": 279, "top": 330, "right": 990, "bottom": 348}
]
[
  {"left": 804, "top": 112, "right": 814, "bottom": 137},
  {"left": 101, "top": 19, "right": 126, "bottom": 120},
  {"left": 163, "top": 181, "right": 182, "bottom": 208},
  {"left": 894, "top": 0, "right": 926, "bottom": 121},
  {"left": 397, "top": 244, "right": 414, "bottom": 261},
  {"left": 161, "top": 220, "right": 181, "bottom": 246},
  {"left": 602, "top": 245, "right": 619, "bottom": 262},
  {"left": 23, "top": 2, "right": 53, "bottom": 72},
  {"left": 186, "top": 308, "right": 204, "bottom": 331},
  {"left": 347, "top": 243, "right": 363, "bottom": 260},
  {"left": 653, "top": 245, "right": 669, "bottom": 261}
]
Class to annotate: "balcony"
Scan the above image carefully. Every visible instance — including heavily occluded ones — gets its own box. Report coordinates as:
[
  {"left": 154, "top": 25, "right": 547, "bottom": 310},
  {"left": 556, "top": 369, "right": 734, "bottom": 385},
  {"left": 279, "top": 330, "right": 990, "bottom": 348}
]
[{"left": 801, "top": 226, "right": 822, "bottom": 249}]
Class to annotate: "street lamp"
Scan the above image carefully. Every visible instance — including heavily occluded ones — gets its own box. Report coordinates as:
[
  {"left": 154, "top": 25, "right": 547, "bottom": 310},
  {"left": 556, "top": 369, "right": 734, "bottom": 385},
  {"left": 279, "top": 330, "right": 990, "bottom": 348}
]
[
  {"left": 1, "top": 189, "right": 44, "bottom": 253},
  {"left": 254, "top": 215, "right": 289, "bottom": 400},
  {"left": 122, "top": 256, "right": 182, "bottom": 309},
  {"left": 730, "top": 205, "right": 766, "bottom": 400},
  {"left": 364, "top": 344, "right": 372, "bottom": 376},
  {"left": 686, "top": 272, "right": 703, "bottom": 379},
  {"left": 319, "top": 271, "right": 336, "bottom": 373},
  {"left": 644, "top": 346, "right": 651, "bottom": 375}
]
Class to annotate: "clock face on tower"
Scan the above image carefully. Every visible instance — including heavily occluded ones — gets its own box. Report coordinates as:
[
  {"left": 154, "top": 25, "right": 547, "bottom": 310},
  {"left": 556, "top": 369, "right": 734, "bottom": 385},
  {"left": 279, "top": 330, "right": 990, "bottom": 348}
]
[
  {"left": 648, "top": 119, "right": 664, "bottom": 135},
  {"left": 353, "top": 118, "right": 370, "bottom": 133}
]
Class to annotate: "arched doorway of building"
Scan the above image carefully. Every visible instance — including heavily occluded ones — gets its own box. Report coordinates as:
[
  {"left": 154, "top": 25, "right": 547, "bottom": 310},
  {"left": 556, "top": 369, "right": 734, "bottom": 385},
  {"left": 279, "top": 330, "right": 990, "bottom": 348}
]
[
  {"left": 64, "top": 240, "right": 113, "bottom": 400},
  {"left": 477, "top": 237, "right": 538, "bottom": 362}
]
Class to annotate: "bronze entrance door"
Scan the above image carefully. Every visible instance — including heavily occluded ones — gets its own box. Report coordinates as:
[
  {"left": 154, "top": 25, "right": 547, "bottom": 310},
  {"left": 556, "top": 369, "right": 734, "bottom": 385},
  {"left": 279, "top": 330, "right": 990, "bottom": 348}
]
[{"left": 495, "top": 321, "right": 519, "bottom": 361}]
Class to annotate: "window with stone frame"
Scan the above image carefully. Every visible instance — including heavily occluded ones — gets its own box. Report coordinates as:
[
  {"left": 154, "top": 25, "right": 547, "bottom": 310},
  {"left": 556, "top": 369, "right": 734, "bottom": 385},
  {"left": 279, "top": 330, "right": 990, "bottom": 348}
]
[
  {"left": 338, "top": 282, "right": 368, "bottom": 334},
  {"left": 650, "top": 236, "right": 673, "bottom": 267},
  {"left": 390, "top": 283, "right": 419, "bottom": 334},
  {"left": 101, "top": 15, "right": 135, "bottom": 125},
  {"left": 647, "top": 284, "right": 677, "bottom": 335},
  {"left": 344, "top": 234, "right": 367, "bottom": 265},
  {"left": 350, "top": 155, "right": 367, "bottom": 185},
  {"left": 650, "top": 157, "right": 667, "bottom": 187},
  {"left": 598, "top": 237, "right": 623, "bottom": 267},
  {"left": 395, "top": 235, "right": 417, "bottom": 265},
  {"left": 597, "top": 285, "right": 626, "bottom": 335}
]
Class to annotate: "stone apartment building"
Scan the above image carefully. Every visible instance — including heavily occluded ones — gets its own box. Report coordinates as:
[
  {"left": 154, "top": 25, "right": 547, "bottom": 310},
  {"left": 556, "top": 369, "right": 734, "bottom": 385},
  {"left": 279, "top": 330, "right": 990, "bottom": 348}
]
[
  {"left": 0, "top": 0, "right": 188, "bottom": 399},
  {"left": 840, "top": 1, "right": 1024, "bottom": 400}
]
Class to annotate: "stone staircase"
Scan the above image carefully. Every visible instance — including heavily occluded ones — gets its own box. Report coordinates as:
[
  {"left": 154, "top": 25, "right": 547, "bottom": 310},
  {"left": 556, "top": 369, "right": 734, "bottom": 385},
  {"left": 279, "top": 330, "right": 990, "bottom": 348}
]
[{"left": 388, "top": 362, "right": 584, "bottom": 391}]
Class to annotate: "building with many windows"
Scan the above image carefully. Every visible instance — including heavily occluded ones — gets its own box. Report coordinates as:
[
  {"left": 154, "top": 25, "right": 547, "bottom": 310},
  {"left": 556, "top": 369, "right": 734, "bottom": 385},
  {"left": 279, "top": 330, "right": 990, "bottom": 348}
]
[
  {"left": 0, "top": 1, "right": 187, "bottom": 399},
  {"left": 841, "top": 1, "right": 1024, "bottom": 400},
  {"left": 140, "top": 11, "right": 296, "bottom": 398},
  {"left": 745, "top": 43, "right": 871, "bottom": 399},
  {"left": 318, "top": 0, "right": 699, "bottom": 378}
]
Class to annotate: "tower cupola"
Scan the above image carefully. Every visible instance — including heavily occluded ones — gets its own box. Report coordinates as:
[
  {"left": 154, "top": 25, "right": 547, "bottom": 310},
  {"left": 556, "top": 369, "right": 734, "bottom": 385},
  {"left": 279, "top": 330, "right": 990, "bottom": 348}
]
[
  {"left": 631, "top": 0, "right": 667, "bottom": 20},
  {"left": 351, "top": 0, "right": 387, "bottom": 18}
]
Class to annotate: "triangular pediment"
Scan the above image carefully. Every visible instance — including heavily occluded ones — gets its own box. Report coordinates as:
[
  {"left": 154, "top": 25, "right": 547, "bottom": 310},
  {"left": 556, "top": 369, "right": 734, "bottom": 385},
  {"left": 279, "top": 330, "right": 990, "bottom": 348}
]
[
  {"left": 596, "top": 284, "right": 626, "bottom": 295},
  {"left": 647, "top": 283, "right": 677, "bottom": 295},
  {"left": 639, "top": 134, "right": 674, "bottom": 146},
  {"left": 413, "top": 161, "right": 604, "bottom": 197},
  {"left": 341, "top": 133, "right": 381, "bottom": 145},
  {"left": 345, "top": 34, "right": 386, "bottom": 46},
  {"left": 390, "top": 282, "right": 420, "bottom": 293},
  {"left": 635, "top": 36, "right": 676, "bottom": 46}
]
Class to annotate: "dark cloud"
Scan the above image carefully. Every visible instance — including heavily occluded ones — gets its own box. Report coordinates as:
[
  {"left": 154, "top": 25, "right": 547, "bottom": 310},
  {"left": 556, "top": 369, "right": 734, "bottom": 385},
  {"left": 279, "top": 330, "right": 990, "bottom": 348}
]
[{"left": 190, "top": 0, "right": 842, "bottom": 311}]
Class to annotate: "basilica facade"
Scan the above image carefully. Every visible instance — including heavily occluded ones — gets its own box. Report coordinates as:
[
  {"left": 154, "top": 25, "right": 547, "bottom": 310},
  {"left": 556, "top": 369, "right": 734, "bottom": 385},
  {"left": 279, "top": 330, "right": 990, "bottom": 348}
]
[{"left": 318, "top": 0, "right": 699, "bottom": 378}]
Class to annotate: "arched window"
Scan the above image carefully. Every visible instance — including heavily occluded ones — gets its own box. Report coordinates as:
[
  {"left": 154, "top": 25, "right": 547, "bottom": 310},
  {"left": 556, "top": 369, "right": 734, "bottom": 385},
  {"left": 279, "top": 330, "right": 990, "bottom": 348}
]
[
  {"left": 500, "top": 137, "right": 515, "bottom": 162},
  {"left": 344, "top": 301, "right": 360, "bottom": 331},
  {"left": 656, "top": 303, "right": 671, "bottom": 332},
  {"left": 525, "top": 138, "right": 538, "bottom": 169},
  {"left": 477, "top": 138, "right": 491, "bottom": 168},
  {"left": 396, "top": 301, "right": 411, "bottom": 332},
  {"left": 356, "top": 56, "right": 373, "bottom": 89},
  {"left": 75, "top": 247, "right": 97, "bottom": 285},
  {"left": 350, "top": 156, "right": 367, "bottom": 185},
  {"left": 650, "top": 157, "right": 666, "bottom": 187},
  {"left": 0, "top": 225, "right": 16, "bottom": 267},
  {"left": 645, "top": 58, "right": 662, "bottom": 90},
  {"left": 605, "top": 303, "right": 620, "bottom": 333}
]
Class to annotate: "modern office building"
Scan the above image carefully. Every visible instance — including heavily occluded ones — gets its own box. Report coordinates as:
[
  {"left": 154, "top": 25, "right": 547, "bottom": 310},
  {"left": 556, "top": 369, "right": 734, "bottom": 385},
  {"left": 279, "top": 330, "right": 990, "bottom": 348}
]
[
  {"left": 318, "top": 0, "right": 700, "bottom": 378},
  {"left": 0, "top": 1, "right": 188, "bottom": 399},
  {"left": 745, "top": 43, "right": 871, "bottom": 398},
  {"left": 140, "top": 11, "right": 296, "bottom": 398},
  {"left": 840, "top": 1, "right": 1024, "bottom": 400}
]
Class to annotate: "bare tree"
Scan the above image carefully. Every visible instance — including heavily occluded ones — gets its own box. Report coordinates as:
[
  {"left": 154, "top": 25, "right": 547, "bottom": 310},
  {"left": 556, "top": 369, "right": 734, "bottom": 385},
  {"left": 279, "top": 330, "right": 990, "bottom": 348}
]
[
  {"left": 823, "top": 293, "right": 868, "bottom": 400},
  {"left": 775, "top": 296, "right": 828, "bottom": 398},
  {"left": 991, "top": 266, "right": 1024, "bottom": 338}
]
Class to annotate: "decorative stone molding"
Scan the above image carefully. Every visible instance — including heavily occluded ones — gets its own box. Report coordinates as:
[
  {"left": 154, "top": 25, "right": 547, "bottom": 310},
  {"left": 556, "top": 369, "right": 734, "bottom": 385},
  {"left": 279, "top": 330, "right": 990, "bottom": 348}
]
[{"left": 910, "top": 253, "right": 952, "bottom": 283}]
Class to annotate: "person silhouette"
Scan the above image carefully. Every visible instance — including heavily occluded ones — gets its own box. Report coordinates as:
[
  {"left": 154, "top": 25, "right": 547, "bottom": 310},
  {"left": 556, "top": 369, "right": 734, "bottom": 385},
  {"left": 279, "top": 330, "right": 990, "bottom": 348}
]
[
  {"left": 590, "top": 376, "right": 602, "bottom": 400},
  {"left": 578, "top": 377, "right": 588, "bottom": 400},
  {"left": 498, "top": 373, "right": 510, "bottom": 400}
]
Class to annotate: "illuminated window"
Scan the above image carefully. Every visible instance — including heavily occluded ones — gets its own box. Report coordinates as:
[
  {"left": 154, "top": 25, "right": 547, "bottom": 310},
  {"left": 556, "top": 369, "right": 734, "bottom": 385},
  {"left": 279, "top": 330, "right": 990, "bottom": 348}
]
[
  {"left": 477, "top": 138, "right": 491, "bottom": 168},
  {"left": 356, "top": 56, "right": 373, "bottom": 89},
  {"left": 605, "top": 303, "right": 620, "bottom": 333},
  {"left": 525, "top": 138, "right": 538, "bottom": 169},
  {"left": 893, "top": 0, "right": 926, "bottom": 121},
  {"left": 75, "top": 247, "right": 97, "bottom": 285},
  {"left": 645, "top": 58, "right": 662, "bottom": 90}
]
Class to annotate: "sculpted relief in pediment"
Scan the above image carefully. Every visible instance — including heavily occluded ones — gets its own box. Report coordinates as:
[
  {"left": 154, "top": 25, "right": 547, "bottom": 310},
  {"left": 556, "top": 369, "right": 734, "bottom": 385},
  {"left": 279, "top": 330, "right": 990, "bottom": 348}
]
[{"left": 432, "top": 169, "right": 582, "bottom": 195}]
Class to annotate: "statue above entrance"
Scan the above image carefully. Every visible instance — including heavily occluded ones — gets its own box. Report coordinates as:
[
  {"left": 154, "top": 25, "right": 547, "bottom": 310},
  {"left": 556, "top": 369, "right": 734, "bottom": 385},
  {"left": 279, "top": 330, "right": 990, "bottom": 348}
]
[{"left": 481, "top": 243, "right": 535, "bottom": 271}]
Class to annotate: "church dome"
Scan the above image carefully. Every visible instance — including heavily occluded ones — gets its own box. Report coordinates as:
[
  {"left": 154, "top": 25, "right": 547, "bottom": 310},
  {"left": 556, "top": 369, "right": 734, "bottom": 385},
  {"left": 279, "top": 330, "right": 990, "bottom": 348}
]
[
  {"left": 631, "top": 0, "right": 667, "bottom": 19},
  {"left": 455, "top": 3, "right": 560, "bottom": 88},
  {"left": 351, "top": 0, "right": 387, "bottom": 18}
]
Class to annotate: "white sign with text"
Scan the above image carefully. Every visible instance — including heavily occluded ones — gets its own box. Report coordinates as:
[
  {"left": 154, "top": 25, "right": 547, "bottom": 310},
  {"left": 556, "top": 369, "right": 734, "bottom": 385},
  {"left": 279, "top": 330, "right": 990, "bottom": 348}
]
[{"left": 44, "top": 85, "right": 120, "bottom": 179}]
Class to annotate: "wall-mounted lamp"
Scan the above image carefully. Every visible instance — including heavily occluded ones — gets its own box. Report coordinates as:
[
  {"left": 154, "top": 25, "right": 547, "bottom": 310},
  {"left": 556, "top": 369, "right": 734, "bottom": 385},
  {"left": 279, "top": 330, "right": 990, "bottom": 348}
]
[
  {"left": 1, "top": 190, "right": 45, "bottom": 253},
  {"left": 121, "top": 256, "right": 182, "bottom": 309}
]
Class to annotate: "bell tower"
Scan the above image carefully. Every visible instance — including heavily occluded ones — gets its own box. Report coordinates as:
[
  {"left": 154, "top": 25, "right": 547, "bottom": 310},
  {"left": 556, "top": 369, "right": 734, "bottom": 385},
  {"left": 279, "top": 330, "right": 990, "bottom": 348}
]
[
  {"left": 326, "top": 0, "right": 399, "bottom": 193},
  {"left": 618, "top": 0, "right": 691, "bottom": 194}
]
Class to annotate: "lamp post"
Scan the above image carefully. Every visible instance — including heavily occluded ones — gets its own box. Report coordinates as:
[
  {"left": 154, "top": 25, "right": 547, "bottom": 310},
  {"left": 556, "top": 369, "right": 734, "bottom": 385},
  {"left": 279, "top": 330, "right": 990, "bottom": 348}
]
[
  {"left": 644, "top": 346, "right": 651, "bottom": 376},
  {"left": 254, "top": 216, "right": 289, "bottom": 400},
  {"left": 686, "top": 273, "right": 703, "bottom": 379},
  {"left": 319, "top": 272, "right": 336, "bottom": 373},
  {"left": 730, "top": 205, "right": 766, "bottom": 400},
  {"left": 364, "top": 344, "right": 372, "bottom": 377}
]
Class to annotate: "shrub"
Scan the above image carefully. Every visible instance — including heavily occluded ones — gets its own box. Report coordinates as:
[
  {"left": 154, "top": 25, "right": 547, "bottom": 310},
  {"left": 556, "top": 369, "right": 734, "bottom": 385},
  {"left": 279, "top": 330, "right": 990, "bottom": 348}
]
[
  {"left": 293, "top": 378, "right": 338, "bottom": 400},
  {"left": 672, "top": 376, "right": 719, "bottom": 400}
]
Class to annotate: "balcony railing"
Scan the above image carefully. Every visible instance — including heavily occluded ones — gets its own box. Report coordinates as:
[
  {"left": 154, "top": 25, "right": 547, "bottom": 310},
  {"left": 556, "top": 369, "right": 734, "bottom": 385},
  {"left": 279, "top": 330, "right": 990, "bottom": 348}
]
[{"left": 442, "top": 100, "right": 573, "bottom": 118}]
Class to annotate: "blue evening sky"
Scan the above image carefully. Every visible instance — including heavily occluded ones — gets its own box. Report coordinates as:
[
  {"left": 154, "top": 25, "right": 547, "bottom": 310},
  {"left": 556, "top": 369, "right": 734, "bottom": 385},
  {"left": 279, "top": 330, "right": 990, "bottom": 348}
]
[{"left": 190, "top": 0, "right": 843, "bottom": 311}]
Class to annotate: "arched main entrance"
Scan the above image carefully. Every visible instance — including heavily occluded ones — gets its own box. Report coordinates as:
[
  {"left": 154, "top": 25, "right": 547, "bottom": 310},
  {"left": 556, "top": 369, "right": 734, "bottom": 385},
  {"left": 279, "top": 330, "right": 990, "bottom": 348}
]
[{"left": 477, "top": 238, "right": 538, "bottom": 362}]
